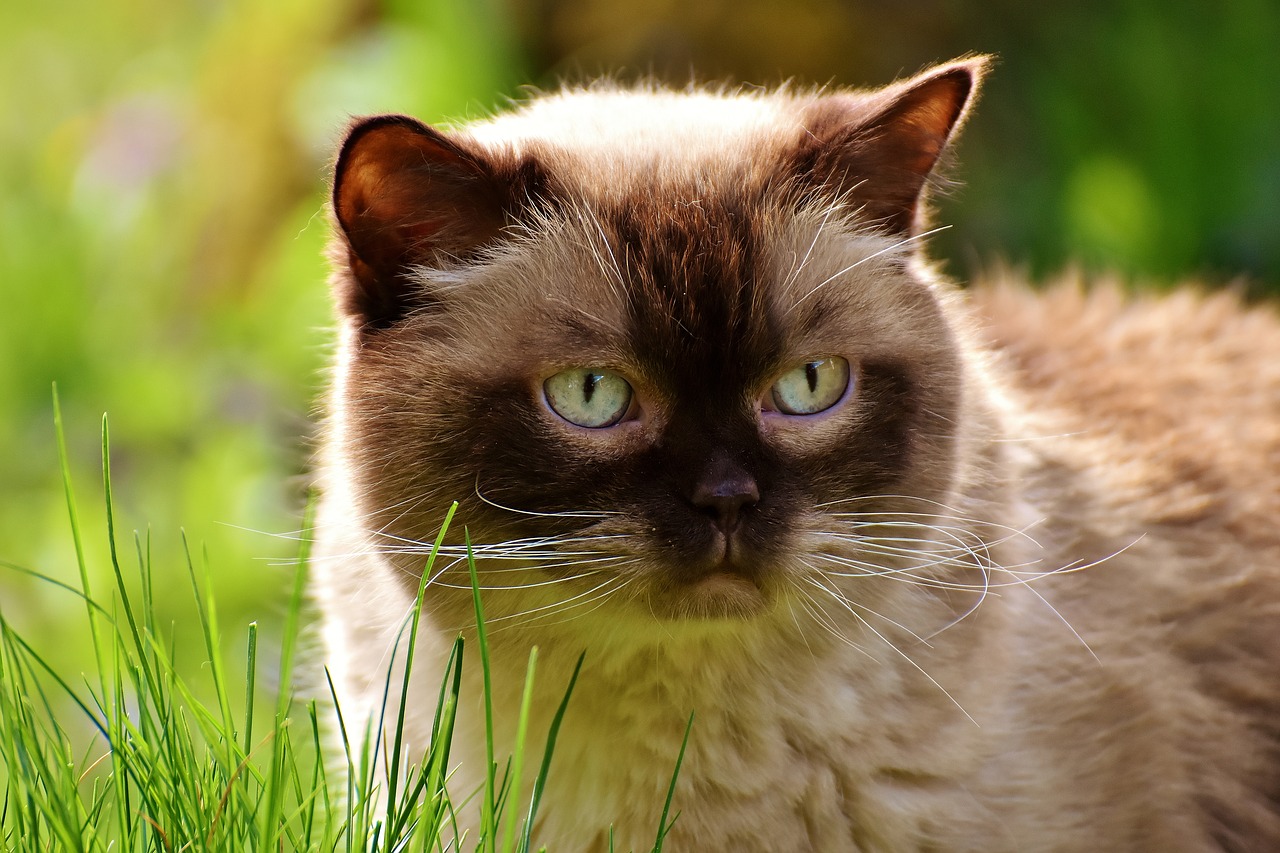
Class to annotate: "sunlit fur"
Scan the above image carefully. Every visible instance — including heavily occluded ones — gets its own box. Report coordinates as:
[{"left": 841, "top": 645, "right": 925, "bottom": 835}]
[{"left": 312, "top": 60, "right": 1280, "bottom": 851}]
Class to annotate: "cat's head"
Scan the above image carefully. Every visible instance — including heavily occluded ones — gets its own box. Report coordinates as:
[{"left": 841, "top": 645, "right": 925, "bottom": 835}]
[{"left": 326, "top": 58, "right": 998, "bottom": 626}]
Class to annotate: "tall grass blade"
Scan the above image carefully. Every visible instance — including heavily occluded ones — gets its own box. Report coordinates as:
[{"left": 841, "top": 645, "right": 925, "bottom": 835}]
[
  {"left": 385, "top": 500, "right": 458, "bottom": 842},
  {"left": 52, "top": 385, "right": 104, "bottom": 684},
  {"left": 520, "top": 652, "right": 584, "bottom": 852},
  {"left": 651, "top": 711, "right": 694, "bottom": 853},
  {"left": 468, "top": 529, "right": 499, "bottom": 853},
  {"left": 499, "top": 645, "right": 537, "bottom": 853}
]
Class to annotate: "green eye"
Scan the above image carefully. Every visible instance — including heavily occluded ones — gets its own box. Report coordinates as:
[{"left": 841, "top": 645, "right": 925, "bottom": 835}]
[
  {"left": 544, "top": 369, "right": 634, "bottom": 428},
  {"left": 769, "top": 357, "right": 851, "bottom": 415}
]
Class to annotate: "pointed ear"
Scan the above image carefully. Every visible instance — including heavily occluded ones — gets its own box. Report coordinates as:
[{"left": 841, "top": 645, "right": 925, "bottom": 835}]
[
  {"left": 790, "top": 57, "right": 989, "bottom": 236},
  {"left": 332, "top": 115, "right": 531, "bottom": 328}
]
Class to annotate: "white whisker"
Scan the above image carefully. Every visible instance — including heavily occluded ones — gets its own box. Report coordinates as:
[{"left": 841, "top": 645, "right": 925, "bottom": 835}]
[
  {"left": 792, "top": 226, "right": 950, "bottom": 307},
  {"left": 473, "top": 485, "right": 615, "bottom": 520},
  {"left": 803, "top": 575, "right": 933, "bottom": 648},
  {"left": 802, "top": 576, "right": 977, "bottom": 725},
  {"left": 487, "top": 573, "right": 637, "bottom": 633}
]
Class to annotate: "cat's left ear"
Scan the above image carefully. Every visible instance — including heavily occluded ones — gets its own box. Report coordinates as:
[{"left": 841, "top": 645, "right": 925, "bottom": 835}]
[{"left": 791, "top": 56, "right": 989, "bottom": 236}]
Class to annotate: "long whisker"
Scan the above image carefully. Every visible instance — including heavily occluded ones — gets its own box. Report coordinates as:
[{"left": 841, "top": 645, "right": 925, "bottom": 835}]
[
  {"left": 473, "top": 485, "right": 614, "bottom": 520},
  {"left": 486, "top": 573, "right": 637, "bottom": 633},
  {"left": 803, "top": 575, "right": 977, "bottom": 725},
  {"left": 811, "top": 554, "right": 999, "bottom": 591},
  {"left": 780, "top": 201, "right": 845, "bottom": 295},
  {"left": 792, "top": 226, "right": 950, "bottom": 307},
  {"left": 997, "top": 537, "right": 1145, "bottom": 663},
  {"left": 814, "top": 548, "right": 1044, "bottom": 587},
  {"left": 507, "top": 576, "right": 637, "bottom": 633},
  {"left": 792, "top": 588, "right": 876, "bottom": 663},
  {"left": 922, "top": 561, "right": 991, "bottom": 640},
  {"left": 428, "top": 570, "right": 605, "bottom": 592},
  {"left": 803, "top": 574, "right": 933, "bottom": 648}
]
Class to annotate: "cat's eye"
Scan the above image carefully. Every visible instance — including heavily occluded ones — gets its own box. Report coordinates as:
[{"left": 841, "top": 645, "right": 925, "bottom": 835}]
[
  {"left": 769, "top": 357, "right": 851, "bottom": 415},
  {"left": 544, "top": 369, "right": 634, "bottom": 428}
]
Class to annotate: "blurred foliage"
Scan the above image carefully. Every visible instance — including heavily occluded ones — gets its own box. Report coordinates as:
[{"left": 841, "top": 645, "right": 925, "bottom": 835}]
[
  {"left": 0, "top": 0, "right": 1275, "bottom": 692},
  {"left": 512, "top": 0, "right": 1280, "bottom": 287},
  {"left": 0, "top": 0, "right": 521, "bottom": 676}
]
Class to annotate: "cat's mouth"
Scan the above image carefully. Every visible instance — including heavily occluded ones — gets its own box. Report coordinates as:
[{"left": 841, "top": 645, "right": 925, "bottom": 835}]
[
  {"left": 691, "top": 569, "right": 764, "bottom": 607},
  {"left": 648, "top": 555, "right": 772, "bottom": 621}
]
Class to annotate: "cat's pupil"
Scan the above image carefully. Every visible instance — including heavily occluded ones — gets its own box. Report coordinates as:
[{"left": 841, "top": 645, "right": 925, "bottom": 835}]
[
  {"left": 582, "top": 371, "right": 598, "bottom": 402},
  {"left": 805, "top": 362, "right": 819, "bottom": 394}
]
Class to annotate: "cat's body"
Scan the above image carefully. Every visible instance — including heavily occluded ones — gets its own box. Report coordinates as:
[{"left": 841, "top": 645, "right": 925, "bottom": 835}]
[{"left": 313, "top": 59, "right": 1280, "bottom": 851}]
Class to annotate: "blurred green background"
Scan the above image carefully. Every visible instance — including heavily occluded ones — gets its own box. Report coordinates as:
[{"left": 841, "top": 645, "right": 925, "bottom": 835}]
[{"left": 0, "top": 0, "right": 1277, "bottom": 682}]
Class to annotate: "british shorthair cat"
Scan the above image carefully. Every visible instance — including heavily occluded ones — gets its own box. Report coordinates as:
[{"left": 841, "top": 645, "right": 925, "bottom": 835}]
[{"left": 313, "top": 57, "right": 1280, "bottom": 850}]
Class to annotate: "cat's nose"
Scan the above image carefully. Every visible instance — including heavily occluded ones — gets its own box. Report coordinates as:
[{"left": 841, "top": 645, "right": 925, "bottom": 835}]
[{"left": 690, "top": 468, "right": 760, "bottom": 533}]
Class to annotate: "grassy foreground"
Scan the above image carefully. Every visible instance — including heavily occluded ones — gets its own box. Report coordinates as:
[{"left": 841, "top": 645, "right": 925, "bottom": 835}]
[{"left": 0, "top": 404, "right": 686, "bottom": 852}]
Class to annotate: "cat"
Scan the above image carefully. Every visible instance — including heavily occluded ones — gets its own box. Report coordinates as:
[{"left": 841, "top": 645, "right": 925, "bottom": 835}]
[{"left": 311, "top": 56, "right": 1280, "bottom": 851}]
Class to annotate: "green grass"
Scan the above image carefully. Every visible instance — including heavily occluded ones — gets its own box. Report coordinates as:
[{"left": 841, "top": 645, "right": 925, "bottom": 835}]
[
  {"left": 0, "top": 403, "right": 688, "bottom": 852},
  {"left": 2, "top": 406, "right": 463, "bottom": 850}
]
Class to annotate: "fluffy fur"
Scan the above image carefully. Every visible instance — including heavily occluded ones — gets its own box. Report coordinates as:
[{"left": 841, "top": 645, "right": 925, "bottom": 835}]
[{"left": 312, "top": 58, "right": 1280, "bottom": 851}]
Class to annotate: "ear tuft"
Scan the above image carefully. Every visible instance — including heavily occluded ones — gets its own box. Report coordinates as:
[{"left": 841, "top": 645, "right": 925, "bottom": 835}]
[
  {"left": 331, "top": 115, "right": 510, "bottom": 329},
  {"left": 791, "top": 56, "right": 989, "bottom": 236}
]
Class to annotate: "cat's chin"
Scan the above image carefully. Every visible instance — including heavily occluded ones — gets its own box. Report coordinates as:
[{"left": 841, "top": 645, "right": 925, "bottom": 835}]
[{"left": 648, "top": 570, "right": 771, "bottom": 621}]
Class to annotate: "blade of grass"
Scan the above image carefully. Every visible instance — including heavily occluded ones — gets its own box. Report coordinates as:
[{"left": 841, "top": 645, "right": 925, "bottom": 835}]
[
  {"left": 276, "top": 495, "right": 316, "bottom": 721},
  {"left": 386, "top": 500, "right": 458, "bottom": 835},
  {"left": 499, "top": 646, "right": 537, "bottom": 853},
  {"left": 467, "top": 529, "right": 498, "bottom": 853},
  {"left": 52, "top": 385, "right": 104, "bottom": 684},
  {"left": 651, "top": 711, "right": 694, "bottom": 853},
  {"left": 519, "top": 652, "right": 584, "bottom": 853},
  {"left": 324, "top": 665, "right": 363, "bottom": 852},
  {"left": 262, "top": 496, "right": 319, "bottom": 850},
  {"left": 244, "top": 621, "right": 259, "bottom": 754},
  {"left": 183, "top": 534, "right": 237, "bottom": 742},
  {"left": 387, "top": 635, "right": 464, "bottom": 845}
]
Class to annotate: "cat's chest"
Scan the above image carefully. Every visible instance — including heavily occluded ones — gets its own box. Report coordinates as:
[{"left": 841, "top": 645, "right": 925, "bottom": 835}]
[
  {"left": 533, "top": 684, "right": 862, "bottom": 851},
  {"left": 458, "top": 638, "right": 988, "bottom": 852}
]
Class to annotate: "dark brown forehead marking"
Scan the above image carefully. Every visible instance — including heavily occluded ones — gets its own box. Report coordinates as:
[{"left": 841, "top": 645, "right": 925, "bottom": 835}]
[{"left": 602, "top": 189, "right": 785, "bottom": 406}]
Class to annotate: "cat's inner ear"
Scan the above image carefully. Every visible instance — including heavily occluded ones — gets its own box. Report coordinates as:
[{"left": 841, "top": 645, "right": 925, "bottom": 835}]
[
  {"left": 792, "top": 57, "right": 988, "bottom": 236},
  {"left": 331, "top": 115, "right": 510, "bottom": 328}
]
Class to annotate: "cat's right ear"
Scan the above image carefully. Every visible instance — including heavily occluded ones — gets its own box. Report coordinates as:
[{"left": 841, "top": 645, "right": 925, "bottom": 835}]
[
  {"left": 790, "top": 57, "right": 989, "bottom": 237},
  {"left": 332, "top": 115, "right": 513, "bottom": 328}
]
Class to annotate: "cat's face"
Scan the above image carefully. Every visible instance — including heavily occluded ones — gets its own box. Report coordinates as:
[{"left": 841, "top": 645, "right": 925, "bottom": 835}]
[{"left": 328, "top": 61, "right": 986, "bottom": 624}]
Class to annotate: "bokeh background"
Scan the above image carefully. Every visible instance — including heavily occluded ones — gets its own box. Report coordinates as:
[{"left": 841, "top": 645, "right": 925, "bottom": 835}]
[{"left": 1, "top": 0, "right": 1277, "bottom": 681}]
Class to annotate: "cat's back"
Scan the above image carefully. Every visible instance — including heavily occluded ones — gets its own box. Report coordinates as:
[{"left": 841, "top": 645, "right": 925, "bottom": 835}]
[{"left": 971, "top": 276, "right": 1280, "bottom": 539}]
